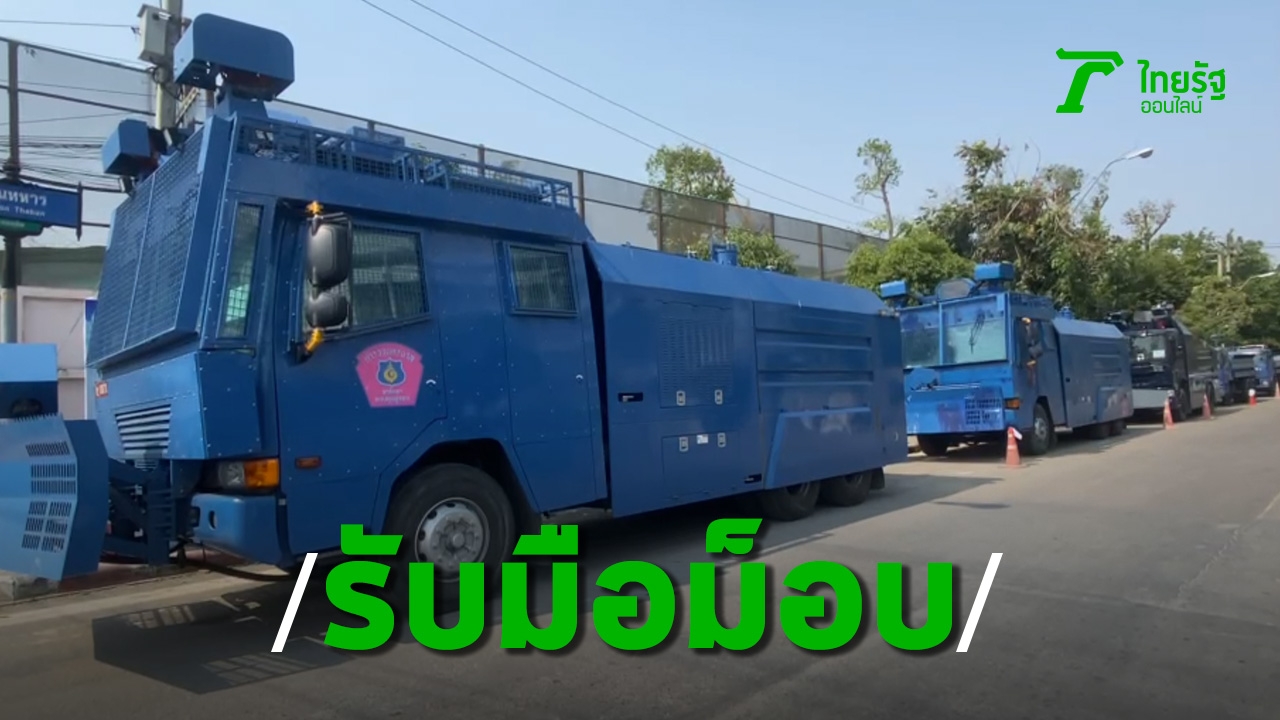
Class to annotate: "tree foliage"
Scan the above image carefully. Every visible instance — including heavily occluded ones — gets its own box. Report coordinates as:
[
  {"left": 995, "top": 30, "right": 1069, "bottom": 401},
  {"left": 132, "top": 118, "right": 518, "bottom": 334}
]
[
  {"left": 844, "top": 136, "right": 1278, "bottom": 347},
  {"left": 854, "top": 138, "right": 902, "bottom": 240},
  {"left": 642, "top": 144, "right": 797, "bottom": 274}
]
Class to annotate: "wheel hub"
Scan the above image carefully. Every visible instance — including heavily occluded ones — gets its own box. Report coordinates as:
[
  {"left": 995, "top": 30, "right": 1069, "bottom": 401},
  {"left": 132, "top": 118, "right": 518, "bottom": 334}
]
[{"left": 415, "top": 499, "right": 489, "bottom": 574}]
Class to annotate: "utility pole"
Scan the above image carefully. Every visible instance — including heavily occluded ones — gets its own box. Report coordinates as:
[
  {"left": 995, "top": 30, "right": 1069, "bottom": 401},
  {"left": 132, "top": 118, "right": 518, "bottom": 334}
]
[
  {"left": 1, "top": 41, "right": 21, "bottom": 343},
  {"left": 138, "top": 1, "right": 185, "bottom": 130}
]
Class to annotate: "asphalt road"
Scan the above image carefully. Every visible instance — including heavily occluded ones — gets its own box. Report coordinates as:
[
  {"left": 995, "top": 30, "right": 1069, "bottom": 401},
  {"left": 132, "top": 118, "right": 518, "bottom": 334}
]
[{"left": 1, "top": 402, "right": 1278, "bottom": 719}]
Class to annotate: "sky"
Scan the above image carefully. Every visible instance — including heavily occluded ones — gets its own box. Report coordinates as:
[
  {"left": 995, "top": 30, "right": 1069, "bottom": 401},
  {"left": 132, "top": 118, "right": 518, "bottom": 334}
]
[{"left": 2, "top": 0, "right": 1278, "bottom": 260}]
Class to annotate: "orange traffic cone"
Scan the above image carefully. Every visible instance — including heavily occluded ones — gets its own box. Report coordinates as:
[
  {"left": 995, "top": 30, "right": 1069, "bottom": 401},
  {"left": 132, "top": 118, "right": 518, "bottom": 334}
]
[
  {"left": 1249, "top": 388, "right": 1257, "bottom": 406},
  {"left": 1163, "top": 397, "right": 1176, "bottom": 429},
  {"left": 1274, "top": 383, "right": 1279, "bottom": 399},
  {"left": 1005, "top": 426, "right": 1023, "bottom": 468},
  {"left": 1203, "top": 392, "right": 1213, "bottom": 419}
]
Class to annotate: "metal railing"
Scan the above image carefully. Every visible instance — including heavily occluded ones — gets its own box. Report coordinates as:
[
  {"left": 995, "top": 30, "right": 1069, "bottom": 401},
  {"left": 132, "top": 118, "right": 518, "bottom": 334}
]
[{"left": 0, "top": 37, "right": 884, "bottom": 283}]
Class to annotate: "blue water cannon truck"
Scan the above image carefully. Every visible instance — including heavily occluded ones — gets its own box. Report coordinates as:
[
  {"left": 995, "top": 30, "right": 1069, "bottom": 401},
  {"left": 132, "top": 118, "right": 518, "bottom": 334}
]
[
  {"left": 879, "top": 262, "right": 1134, "bottom": 458},
  {"left": 0, "top": 14, "right": 908, "bottom": 600}
]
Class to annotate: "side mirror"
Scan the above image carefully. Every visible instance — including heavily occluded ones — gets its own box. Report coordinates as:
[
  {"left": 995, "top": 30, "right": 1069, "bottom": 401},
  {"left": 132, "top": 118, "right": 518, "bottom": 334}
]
[
  {"left": 307, "top": 219, "right": 353, "bottom": 291},
  {"left": 306, "top": 290, "right": 349, "bottom": 330}
]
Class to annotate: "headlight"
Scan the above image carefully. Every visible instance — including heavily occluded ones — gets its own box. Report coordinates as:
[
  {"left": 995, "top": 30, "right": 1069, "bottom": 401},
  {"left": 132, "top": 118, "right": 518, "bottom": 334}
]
[{"left": 212, "top": 458, "right": 280, "bottom": 491}]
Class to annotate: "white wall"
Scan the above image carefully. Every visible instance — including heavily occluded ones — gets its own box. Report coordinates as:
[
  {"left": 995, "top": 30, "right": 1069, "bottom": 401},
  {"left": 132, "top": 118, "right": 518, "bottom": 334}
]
[{"left": 17, "top": 286, "right": 94, "bottom": 420}]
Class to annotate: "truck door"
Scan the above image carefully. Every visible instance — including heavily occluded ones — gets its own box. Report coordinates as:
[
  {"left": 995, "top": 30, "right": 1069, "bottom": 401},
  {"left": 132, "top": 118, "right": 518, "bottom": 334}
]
[
  {"left": 273, "top": 219, "right": 446, "bottom": 554},
  {"left": 1027, "top": 319, "right": 1064, "bottom": 423},
  {"left": 498, "top": 241, "right": 602, "bottom": 511}
]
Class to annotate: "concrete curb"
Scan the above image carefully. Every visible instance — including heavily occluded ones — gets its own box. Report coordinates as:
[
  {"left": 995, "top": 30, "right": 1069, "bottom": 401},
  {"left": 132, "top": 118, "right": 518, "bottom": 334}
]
[{"left": 0, "top": 551, "right": 252, "bottom": 603}]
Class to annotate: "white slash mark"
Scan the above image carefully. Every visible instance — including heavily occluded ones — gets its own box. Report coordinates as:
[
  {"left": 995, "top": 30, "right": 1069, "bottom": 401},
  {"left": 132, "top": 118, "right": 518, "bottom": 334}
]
[
  {"left": 272, "top": 552, "right": 318, "bottom": 653},
  {"left": 956, "top": 552, "right": 1002, "bottom": 653}
]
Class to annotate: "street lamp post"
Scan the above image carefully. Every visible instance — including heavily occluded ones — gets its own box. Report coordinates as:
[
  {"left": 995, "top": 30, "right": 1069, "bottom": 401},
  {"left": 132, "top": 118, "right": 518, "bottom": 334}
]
[
  {"left": 1072, "top": 147, "right": 1155, "bottom": 213},
  {"left": 1240, "top": 271, "right": 1277, "bottom": 289}
]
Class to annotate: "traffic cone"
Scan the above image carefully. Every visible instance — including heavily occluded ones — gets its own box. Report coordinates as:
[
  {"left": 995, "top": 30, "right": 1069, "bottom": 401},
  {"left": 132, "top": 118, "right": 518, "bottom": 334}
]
[
  {"left": 1249, "top": 388, "right": 1257, "bottom": 406},
  {"left": 1005, "top": 426, "right": 1023, "bottom": 468},
  {"left": 1203, "top": 392, "right": 1213, "bottom": 419},
  {"left": 1163, "top": 397, "right": 1175, "bottom": 429},
  {"left": 1274, "top": 383, "right": 1278, "bottom": 399}
]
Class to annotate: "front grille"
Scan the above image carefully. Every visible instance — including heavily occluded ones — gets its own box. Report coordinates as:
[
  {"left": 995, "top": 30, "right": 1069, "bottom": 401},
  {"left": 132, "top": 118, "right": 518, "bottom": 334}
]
[
  {"left": 115, "top": 404, "right": 172, "bottom": 457},
  {"left": 963, "top": 396, "right": 1003, "bottom": 428}
]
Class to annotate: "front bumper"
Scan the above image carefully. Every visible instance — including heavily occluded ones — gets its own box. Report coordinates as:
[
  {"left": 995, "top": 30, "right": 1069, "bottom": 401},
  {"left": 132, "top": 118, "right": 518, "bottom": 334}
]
[
  {"left": 1132, "top": 388, "right": 1173, "bottom": 411},
  {"left": 188, "top": 493, "right": 290, "bottom": 567}
]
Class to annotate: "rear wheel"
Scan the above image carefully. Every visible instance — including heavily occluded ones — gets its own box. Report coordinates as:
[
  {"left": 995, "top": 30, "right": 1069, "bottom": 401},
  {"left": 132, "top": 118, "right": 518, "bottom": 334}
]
[
  {"left": 384, "top": 463, "right": 516, "bottom": 607},
  {"left": 1109, "top": 418, "right": 1126, "bottom": 436},
  {"left": 758, "top": 481, "right": 821, "bottom": 521},
  {"left": 819, "top": 470, "right": 873, "bottom": 507}
]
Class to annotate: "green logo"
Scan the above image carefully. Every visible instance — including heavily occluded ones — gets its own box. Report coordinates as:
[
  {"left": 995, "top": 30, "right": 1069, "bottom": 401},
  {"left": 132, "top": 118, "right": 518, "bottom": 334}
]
[
  {"left": 1055, "top": 48, "right": 1227, "bottom": 115},
  {"left": 1137, "top": 59, "right": 1225, "bottom": 115},
  {"left": 1055, "top": 49, "right": 1125, "bottom": 114}
]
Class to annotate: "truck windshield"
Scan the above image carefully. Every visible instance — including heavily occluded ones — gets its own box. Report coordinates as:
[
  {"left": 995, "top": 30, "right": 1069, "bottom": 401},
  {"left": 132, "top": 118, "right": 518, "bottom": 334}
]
[
  {"left": 900, "top": 298, "right": 1008, "bottom": 369},
  {"left": 1130, "top": 335, "right": 1170, "bottom": 364}
]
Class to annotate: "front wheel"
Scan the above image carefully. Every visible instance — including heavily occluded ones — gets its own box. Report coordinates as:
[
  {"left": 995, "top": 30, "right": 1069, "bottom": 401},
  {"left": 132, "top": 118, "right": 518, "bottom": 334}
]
[
  {"left": 384, "top": 463, "right": 517, "bottom": 607},
  {"left": 1022, "top": 403, "right": 1053, "bottom": 457}
]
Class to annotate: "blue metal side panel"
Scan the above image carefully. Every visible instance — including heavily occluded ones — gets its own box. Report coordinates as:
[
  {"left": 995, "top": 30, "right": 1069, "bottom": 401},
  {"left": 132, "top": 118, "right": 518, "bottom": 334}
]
[
  {"left": 93, "top": 352, "right": 262, "bottom": 460},
  {"left": 0, "top": 417, "right": 108, "bottom": 580},
  {"left": 1052, "top": 317, "right": 1133, "bottom": 426},
  {"left": 587, "top": 242, "right": 902, "bottom": 516},
  {"left": 595, "top": 282, "right": 758, "bottom": 518},
  {"left": 587, "top": 241, "right": 887, "bottom": 314},
  {"left": 756, "top": 302, "right": 882, "bottom": 489}
]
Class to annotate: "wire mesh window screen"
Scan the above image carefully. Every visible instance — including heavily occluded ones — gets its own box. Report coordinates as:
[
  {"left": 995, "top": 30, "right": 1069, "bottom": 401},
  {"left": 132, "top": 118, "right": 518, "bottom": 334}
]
[
  {"left": 510, "top": 246, "right": 575, "bottom": 313},
  {"left": 338, "top": 227, "right": 427, "bottom": 327}
]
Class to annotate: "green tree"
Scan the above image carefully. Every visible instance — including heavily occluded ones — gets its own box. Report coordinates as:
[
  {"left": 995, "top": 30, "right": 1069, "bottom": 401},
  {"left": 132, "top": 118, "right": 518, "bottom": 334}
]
[
  {"left": 1240, "top": 275, "right": 1280, "bottom": 347},
  {"left": 642, "top": 144, "right": 734, "bottom": 256},
  {"left": 1180, "top": 276, "right": 1253, "bottom": 343},
  {"left": 853, "top": 138, "right": 902, "bottom": 240},
  {"left": 845, "top": 224, "right": 973, "bottom": 296},
  {"left": 642, "top": 144, "right": 797, "bottom": 273}
]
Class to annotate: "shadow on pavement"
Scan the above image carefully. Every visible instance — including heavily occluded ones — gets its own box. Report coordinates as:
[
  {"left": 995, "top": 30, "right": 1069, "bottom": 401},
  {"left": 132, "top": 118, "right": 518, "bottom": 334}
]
[
  {"left": 907, "top": 422, "right": 1159, "bottom": 467},
  {"left": 90, "top": 470, "right": 996, "bottom": 694}
]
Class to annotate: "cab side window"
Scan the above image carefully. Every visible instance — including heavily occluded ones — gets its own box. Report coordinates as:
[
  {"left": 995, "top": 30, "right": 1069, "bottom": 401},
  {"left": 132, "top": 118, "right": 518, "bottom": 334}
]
[{"left": 323, "top": 226, "right": 427, "bottom": 331}]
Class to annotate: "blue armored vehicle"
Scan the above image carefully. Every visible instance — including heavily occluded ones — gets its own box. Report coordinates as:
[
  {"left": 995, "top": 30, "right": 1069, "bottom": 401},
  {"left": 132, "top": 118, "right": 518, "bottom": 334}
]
[
  {"left": 880, "top": 263, "right": 1133, "bottom": 457},
  {"left": 0, "top": 14, "right": 908, "bottom": 601}
]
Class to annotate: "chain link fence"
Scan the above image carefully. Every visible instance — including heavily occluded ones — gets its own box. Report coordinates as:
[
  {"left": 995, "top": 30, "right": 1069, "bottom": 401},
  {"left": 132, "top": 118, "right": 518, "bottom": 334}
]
[{"left": 1, "top": 38, "right": 884, "bottom": 284}]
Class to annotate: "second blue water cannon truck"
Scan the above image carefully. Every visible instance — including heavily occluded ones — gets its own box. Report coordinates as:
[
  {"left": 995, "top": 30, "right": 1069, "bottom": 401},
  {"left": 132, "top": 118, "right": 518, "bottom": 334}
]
[
  {"left": 879, "top": 262, "right": 1134, "bottom": 458},
  {"left": 0, "top": 13, "right": 908, "bottom": 601}
]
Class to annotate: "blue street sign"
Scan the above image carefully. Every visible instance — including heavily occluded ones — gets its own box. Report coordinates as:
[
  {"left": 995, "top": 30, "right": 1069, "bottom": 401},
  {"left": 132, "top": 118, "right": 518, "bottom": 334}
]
[{"left": 0, "top": 181, "right": 82, "bottom": 231}]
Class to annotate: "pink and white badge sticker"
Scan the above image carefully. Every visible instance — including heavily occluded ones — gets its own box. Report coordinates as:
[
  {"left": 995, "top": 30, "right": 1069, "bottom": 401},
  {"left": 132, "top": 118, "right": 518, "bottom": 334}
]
[{"left": 356, "top": 342, "right": 424, "bottom": 408}]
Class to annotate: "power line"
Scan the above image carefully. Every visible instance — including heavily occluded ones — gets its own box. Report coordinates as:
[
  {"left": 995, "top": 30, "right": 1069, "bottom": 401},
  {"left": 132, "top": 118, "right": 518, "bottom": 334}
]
[
  {"left": 355, "top": 0, "right": 862, "bottom": 227},
  {"left": 398, "top": 0, "right": 874, "bottom": 217},
  {"left": 0, "top": 20, "right": 134, "bottom": 29}
]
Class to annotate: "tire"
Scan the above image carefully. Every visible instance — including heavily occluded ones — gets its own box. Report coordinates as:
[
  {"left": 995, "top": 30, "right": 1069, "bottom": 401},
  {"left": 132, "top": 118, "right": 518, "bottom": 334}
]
[
  {"left": 1172, "top": 388, "right": 1190, "bottom": 423},
  {"left": 383, "top": 463, "right": 517, "bottom": 607},
  {"left": 758, "top": 481, "right": 821, "bottom": 521},
  {"left": 1109, "top": 418, "right": 1126, "bottom": 436},
  {"left": 819, "top": 470, "right": 873, "bottom": 507},
  {"left": 1086, "top": 422, "right": 1109, "bottom": 441},
  {"left": 1022, "top": 403, "right": 1053, "bottom": 456},
  {"left": 916, "top": 435, "right": 949, "bottom": 457}
]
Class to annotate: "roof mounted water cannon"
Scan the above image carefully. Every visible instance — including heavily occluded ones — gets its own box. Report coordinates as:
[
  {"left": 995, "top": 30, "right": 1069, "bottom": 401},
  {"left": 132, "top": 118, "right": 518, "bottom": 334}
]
[
  {"left": 174, "top": 15, "right": 295, "bottom": 111},
  {"left": 973, "top": 261, "right": 1016, "bottom": 293},
  {"left": 878, "top": 280, "right": 911, "bottom": 309},
  {"left": 710, "top": 241, "right": 740, "bottom": 267}
]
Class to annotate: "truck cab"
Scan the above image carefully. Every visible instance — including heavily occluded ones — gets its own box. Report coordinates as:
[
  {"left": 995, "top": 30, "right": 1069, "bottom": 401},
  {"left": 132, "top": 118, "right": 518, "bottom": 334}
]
[{"left": 881, "top": 263, "right": 1132, "bottom": 458}]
